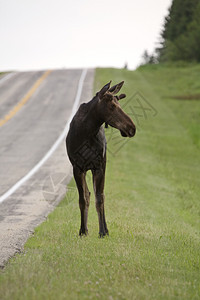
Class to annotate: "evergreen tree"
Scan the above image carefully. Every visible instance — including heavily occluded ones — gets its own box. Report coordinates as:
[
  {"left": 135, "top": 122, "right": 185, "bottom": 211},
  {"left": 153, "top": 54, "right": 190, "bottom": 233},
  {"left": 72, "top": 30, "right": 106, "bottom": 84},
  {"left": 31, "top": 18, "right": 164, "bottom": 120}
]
[
  {"left": 162, "top": 0, "right": 199, "bottom": 42},
  {"left": 158, "top": 0, "right": 200, "bottom": 62},
  {"left": 141, "top": 50, "right": 156, "bottom": 65}
]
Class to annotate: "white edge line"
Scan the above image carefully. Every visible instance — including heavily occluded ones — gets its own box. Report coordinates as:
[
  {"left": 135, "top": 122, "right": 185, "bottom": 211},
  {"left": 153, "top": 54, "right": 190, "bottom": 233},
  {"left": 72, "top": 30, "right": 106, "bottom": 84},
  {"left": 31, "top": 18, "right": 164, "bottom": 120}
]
[
  {"left": 0, "top": 72, "right": 17, "bottom": 86},
  {"left": 0, "top": 68, "right": 87, "bottom": 204}
]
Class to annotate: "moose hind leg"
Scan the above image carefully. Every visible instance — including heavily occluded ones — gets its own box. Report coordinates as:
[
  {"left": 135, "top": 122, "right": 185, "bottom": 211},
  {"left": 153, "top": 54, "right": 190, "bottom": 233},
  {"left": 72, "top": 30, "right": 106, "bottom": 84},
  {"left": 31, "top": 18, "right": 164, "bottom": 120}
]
[
  {"left": 73, "top": 167, "right": 90, "bottom": 236},
  {"left": 92, "top": 169, "right": 109, "bottom": 237},
  {"left": 103, "top": 207, "right": 109, "bottom": 235}
]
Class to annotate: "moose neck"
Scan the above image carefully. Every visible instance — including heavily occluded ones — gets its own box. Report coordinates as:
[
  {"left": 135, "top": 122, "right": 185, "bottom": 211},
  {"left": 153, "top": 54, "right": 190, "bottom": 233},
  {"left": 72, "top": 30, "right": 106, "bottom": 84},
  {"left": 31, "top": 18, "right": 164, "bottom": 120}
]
[{"left": 84, "top": 97, "right": 105, "bottom": 136}]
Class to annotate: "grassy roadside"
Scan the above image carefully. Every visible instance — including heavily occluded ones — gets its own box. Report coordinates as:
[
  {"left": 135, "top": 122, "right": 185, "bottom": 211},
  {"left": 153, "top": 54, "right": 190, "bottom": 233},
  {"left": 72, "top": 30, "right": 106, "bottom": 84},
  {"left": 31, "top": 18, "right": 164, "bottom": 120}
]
[{"left": 0, "top": 64, "right": 200, "bottom": 300}]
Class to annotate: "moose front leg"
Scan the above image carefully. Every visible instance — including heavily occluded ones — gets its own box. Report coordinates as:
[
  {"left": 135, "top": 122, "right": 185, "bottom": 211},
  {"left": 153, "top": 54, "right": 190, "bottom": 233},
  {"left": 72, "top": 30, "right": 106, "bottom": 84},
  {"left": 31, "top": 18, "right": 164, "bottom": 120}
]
[
  {"left": 92, "top": 169, "right": 109, "bottom": 237},
  {"left": 73, "top": 166, "right": 90, "bottom": 236}
]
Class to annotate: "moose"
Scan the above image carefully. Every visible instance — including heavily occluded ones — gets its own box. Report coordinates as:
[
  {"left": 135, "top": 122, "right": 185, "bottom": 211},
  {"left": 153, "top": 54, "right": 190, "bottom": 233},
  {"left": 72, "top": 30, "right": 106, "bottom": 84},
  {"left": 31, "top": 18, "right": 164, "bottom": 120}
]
[{"left": 66, "top": 81, "right": 136, "bottom": 237}]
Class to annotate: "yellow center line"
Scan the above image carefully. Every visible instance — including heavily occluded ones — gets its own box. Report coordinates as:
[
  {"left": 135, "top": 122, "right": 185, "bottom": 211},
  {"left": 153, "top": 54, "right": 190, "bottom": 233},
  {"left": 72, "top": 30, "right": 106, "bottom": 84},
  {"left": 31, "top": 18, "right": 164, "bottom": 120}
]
[{"left": 0, "top": 70, "right": 52, "bottom": 127}]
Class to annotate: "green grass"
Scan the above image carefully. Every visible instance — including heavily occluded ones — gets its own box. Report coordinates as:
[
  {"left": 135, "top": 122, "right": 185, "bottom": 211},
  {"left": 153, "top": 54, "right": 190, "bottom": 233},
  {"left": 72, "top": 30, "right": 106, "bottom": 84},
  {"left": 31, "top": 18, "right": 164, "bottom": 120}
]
[{"left": 1, "top": 64, "right": 200, "bottom": 300}]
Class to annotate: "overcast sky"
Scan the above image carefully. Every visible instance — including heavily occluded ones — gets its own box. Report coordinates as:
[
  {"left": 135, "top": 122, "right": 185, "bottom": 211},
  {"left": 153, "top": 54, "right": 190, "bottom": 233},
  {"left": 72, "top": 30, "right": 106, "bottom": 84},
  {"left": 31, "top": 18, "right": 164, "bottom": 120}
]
[{"left": 0, "top": 0, "right": 172, "bottom": 71}]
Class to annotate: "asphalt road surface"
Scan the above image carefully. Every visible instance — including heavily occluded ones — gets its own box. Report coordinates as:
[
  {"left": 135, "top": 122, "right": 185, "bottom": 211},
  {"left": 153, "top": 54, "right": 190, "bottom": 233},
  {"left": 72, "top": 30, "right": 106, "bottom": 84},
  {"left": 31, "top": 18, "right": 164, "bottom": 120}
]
[{"left": 0, "top": 69, "right": 94, "bottom": 267}]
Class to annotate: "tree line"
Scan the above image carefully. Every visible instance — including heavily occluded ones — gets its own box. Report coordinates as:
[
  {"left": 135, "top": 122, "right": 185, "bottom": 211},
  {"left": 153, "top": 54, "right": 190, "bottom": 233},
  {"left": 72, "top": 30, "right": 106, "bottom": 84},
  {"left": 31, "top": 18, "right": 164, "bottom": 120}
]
[{"left": 142, "top": 0, "right": 200, "bottom": 64}]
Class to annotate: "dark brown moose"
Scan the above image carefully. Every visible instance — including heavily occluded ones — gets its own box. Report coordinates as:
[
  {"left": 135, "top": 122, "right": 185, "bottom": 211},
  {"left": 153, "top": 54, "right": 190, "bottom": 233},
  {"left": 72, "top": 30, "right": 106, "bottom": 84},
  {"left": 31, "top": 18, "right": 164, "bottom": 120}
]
[{"left": 66, "top": 81, "right": 136, "bottom": 237}]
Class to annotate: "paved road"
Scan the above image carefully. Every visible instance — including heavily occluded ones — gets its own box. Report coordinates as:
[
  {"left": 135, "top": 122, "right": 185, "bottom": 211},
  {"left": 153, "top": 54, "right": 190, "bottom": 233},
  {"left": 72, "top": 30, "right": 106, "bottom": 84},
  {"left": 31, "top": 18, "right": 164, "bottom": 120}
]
[{"left": 0, "top": 69, "right": 94, "bottom": 267}]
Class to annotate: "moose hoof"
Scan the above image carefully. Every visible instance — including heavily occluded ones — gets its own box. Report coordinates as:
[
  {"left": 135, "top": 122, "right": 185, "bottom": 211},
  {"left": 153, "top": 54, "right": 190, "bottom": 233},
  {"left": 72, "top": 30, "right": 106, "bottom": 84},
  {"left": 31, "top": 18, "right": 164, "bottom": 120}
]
[
  {"left": 98, "top": 231, "right": 109, "bottom": 238},
  {"left": 79, "top": 228, "right": 88, "bottom": 236},
  {"left": 99, "top": 232, "right": 105, "bottom": 238},
  {"left": 105, "top": 229, "right": 109, "bottom": 236}
]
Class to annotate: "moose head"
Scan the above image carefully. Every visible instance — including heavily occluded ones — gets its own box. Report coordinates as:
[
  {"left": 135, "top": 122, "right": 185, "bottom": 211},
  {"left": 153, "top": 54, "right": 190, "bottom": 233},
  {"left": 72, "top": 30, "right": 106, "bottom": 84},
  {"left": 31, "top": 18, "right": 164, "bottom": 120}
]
[{"left": 97, "top": 81, "right": 136, "bottom": 137}]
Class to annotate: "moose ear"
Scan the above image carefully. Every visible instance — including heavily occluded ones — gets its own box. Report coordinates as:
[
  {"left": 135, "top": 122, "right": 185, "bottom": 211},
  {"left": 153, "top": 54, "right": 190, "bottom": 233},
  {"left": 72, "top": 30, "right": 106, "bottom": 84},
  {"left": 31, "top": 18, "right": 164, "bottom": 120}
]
[
  {"left": 98, "top": 81, "right": 112, "bottom": 98},
  {"left": 109, "top": 81, "right": 124, "bottom": 94},
  {"left": 116, "top": 93, "right": 126, "bottom": 100}
]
